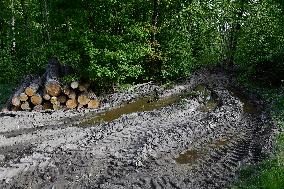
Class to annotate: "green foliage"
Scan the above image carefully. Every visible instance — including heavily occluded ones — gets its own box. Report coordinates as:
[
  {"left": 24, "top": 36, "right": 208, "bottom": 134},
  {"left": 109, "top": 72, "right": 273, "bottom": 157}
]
[
  {"left": 0, "top": 83, "right": 15, "bottom": 109},
  {"left": 1, "top": 0, "right": 284, "bottom": 87},
  {"left": 232, "top": 84, "right": 284, "bottom": 189},
  {"left": 234, "top": 0, "right": 284, "bottom": 85}
]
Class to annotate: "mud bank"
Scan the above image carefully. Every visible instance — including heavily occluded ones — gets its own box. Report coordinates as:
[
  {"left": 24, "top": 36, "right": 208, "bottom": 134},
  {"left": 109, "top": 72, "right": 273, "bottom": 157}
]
[{"left": 0, "top": 68, "right": 276, "bottom": 189}]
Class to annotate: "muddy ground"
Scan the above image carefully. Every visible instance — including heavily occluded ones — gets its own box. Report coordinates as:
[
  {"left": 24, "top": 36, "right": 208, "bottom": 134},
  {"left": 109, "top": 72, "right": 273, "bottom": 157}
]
[{"left": 0, "top": 68, "right": 276, "bottom": 189}]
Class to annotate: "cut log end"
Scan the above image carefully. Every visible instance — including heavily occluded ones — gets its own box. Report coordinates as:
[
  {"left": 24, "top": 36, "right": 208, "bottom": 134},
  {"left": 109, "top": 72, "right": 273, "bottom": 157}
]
[
  {"left": 21, "top": 102, "right": 31, "bottom": 111},
  {"left": 88, "top": 99, "right": 100, "bottom": 109},
  {"left": 31, "top": 94, "right": 43, "bottom": 105},
  {"left": 78, "top": 93, "right": 91, "bottom": 106},
  {"left": 63, "top": 85, "right": 71, "bottom": 95},
  {"left": 50, "top": 97, "right": 58, "bottom": 105},
  {"left": 19, "top": 93, "right": 29, "bottom": 102},
  {"left": 45, "top": 81, "right": 62, "bottom": 97},
  {"left": 66, "top": 99, "right": 78, "bottom": 109},
  {"left": 71, "top": 81, "right": 79, "bottom": 89},
  {"left": 43, "top": 93, "right": 51, "bottom": 101},
  {"left": 25, "top": 87, "right": 36, "bottom": 97},
  {"left": 12, "top": 97, "right": 21, "bottom": 107}
]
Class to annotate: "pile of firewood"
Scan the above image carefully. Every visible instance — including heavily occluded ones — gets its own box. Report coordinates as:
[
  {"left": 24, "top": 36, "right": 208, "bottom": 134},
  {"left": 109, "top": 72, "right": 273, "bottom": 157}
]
[{"left": 2, "top": 58, "right": 99, "bottom": 112}]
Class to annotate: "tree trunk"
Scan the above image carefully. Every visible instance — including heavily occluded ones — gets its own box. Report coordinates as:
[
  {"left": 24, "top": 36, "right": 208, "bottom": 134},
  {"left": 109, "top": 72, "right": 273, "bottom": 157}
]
[
  {"left": 45, "top": 57, "right": 62, "bottom": 97},
  {"left": 11, "top": 75, "right": 34, "bottom": 107},
  {"left": 88, "top": 99, "right": 100, "bottom": 109},
  {"left": 19, "top": 93, "right": 29, "bottom": 102},
  {"left": 21, "top": 101, "right": 31, "bottom": 111},
  {"left": 25, "top": 76, "right": 43, "bottom": 96},
  {"left": 66, "top": 99, "right": 78, "bottom": 109},
  {"left": 78, "top": 92, "right": 91, "bottom": 106},
  {"left": 58, "top": 95, "right": 67, "bottom": 104},
  {"left": 151, "top": 0, "right": 159, "bottom": 43},
  {"left": 33, "top": 104, "right": 43, "bottom": 112},
  {"left": 68, "top": 89, "right": 77, "bottom": 100},
  {"left": 31, "top": 93, "right": 43, "bottom": 105},
  {"left": 226, "top": 0, "right": 246, "bottom": 67},
  {"left": 43, "top": 101, "right": 53, "bottom": 110},
  {"left": 71, "top": 81, "right": 79, "bottom": 89},
  {"left": 43, "top": 90, "right": 51, "bottom": 100}
]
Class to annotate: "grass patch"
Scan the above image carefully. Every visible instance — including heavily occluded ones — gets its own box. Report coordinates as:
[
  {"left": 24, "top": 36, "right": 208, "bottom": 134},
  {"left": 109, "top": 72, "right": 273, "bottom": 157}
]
[
  {"left": 232, "top": 85, "right": 284, "bottom": 189},
  {"left": 0, "top": 83, "right": 16, "bottom": 109}
]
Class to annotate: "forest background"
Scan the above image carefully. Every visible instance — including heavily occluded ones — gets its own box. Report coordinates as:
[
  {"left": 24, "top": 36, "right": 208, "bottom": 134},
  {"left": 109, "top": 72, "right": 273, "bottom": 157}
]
[{"left": 1, "top": 0, "right": 284, "bottom": 188}]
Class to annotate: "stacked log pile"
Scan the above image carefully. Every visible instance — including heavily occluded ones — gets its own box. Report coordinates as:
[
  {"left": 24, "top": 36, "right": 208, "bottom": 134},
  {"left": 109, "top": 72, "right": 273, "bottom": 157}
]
[{"left": 2, "top": 58, "right": 100, "bottom": 112}]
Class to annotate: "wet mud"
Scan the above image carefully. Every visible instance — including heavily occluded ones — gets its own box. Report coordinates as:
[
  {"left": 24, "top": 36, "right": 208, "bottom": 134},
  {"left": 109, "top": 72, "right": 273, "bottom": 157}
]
[{"left": 0, "top": 68, "right": 276, "bottom": 189}]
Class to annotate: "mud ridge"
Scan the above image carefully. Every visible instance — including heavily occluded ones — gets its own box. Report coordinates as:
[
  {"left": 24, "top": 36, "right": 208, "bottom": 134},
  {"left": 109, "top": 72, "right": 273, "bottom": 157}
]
[{"left": 0, "top": 68, "right": 276, "bottom": 189}]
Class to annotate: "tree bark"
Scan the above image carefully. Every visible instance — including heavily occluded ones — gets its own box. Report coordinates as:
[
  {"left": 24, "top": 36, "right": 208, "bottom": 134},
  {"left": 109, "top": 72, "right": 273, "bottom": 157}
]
[
  {"left": 25, "top": 76, "right": 43, "bottom": 96},
  {"left": 45, "top": 57, "right": 62, "bottom": 97},
  {"left": 151, "top": 0, "right": 159, "bottom": 43},
  {"left": 10, "top": 75, "right": 34, "bottom": 107},
  {"left": 31, "top": 93, "right": 43, "bottom": 105}
]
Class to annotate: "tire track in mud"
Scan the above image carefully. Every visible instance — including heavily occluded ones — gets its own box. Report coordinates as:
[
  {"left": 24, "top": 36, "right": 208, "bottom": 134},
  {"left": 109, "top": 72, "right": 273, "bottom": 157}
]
[{"left": 0, "top": 68, "right": 275, "bottom": 189}]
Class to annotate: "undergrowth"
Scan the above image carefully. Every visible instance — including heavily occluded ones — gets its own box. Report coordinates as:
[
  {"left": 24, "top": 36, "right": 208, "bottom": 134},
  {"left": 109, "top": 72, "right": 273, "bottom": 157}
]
[
  {"left": 0, "top": 83, "right": 16, "bottom": 109},
  {"left": 232, "top": 81, "right": 284, "bottom": 189}
]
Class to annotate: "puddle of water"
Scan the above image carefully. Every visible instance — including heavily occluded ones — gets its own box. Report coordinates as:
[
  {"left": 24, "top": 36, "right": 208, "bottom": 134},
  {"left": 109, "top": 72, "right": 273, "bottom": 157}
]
[
  {"left": 228, "top": 88, "right": 257, "bottom": 114},
  {"left": 79, "top": 84, "right": 219, "bottom": 127},
  {"left": 199, "top": 100, "right": 218, "bottom": 112},
  {"left": 191, "top": 84, "right": 210, "bottom": 98},
  {"left": 79, "top": 94, "right": 183, "bottom": 126},
  {"left": 175, "top": 149, "right": 201, "bottom": 165},
  {"left": 193, "top": 84, "right": 219, "bottom": 112}
]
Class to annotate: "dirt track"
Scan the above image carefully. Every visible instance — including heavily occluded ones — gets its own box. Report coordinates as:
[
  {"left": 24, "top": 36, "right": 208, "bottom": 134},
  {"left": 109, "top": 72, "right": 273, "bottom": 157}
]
[{"left": 0, "top": 68, "right": 276, "bottom": 189}]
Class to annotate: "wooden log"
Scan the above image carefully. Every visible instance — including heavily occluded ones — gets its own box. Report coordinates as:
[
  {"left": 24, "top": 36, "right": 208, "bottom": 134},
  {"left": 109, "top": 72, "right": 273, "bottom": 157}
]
[
  {"left": 21, "top": 101, "right": 31, "bottom": 111},
  {"left": 43, "top": 90, "right": 51, "bottom": 101},
  {"left": 1, "top": 107, "right": 9, "bottom": 112},
  {"left": 19, "top": 93, "right": 28, "bottom": 102},
  {"left": 11, "top": 76, "right": 34, "bottom": 107},
  {"left": 33, "top": 105, "right": 43, "bottom": 112},
  {"left": 25, "top": 76, "right": 42, "bottom": 97},
  {"left": 53, "top": 103, "right": 62, "bottom": 110},
  {"left": 31, "top": 93, "right": 43, "bottom": 105},
  {"left": 43, "top": 102, "right": 53, "bottom": 110},
  {"left": 68, "top": 89, "right": 77, "bottom": 100},
  {"left": 45, "top": 57, "right": 62, "bottom": 97},
  {"left": 78, "top": 92, "right": 91, "bottom": 106},
  {"left": 63, "top": 85, "right": 71, "bottom": 96},
  {"left": 66, "top": 99, "right": 78, "bottom": 109},
  {"left": 12, "top": 106, "right": 21, "bottom": 111},
  {"left": 50, "top": 96, "right": 58, "bottom": 105},
  {"left": 12, "top": 97, "right": 21, "bottom": 107},
  {"left": 77, "top": 104, "right": 84, "bottom": 110},
  {"left": 88, "top": 99, "right": 100, "bottom": 109},
  {"left": 88, "top": 91, "right": 97, "bottom": 100},
  {"left": 71, "top": 81, "right": 79, "bottom": 89},
  {"left": 58, "top": 95, "right": 67, "bottom": 104},
  {"left": 79, "top": 82, "right": 90, "bottom": 92}
]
